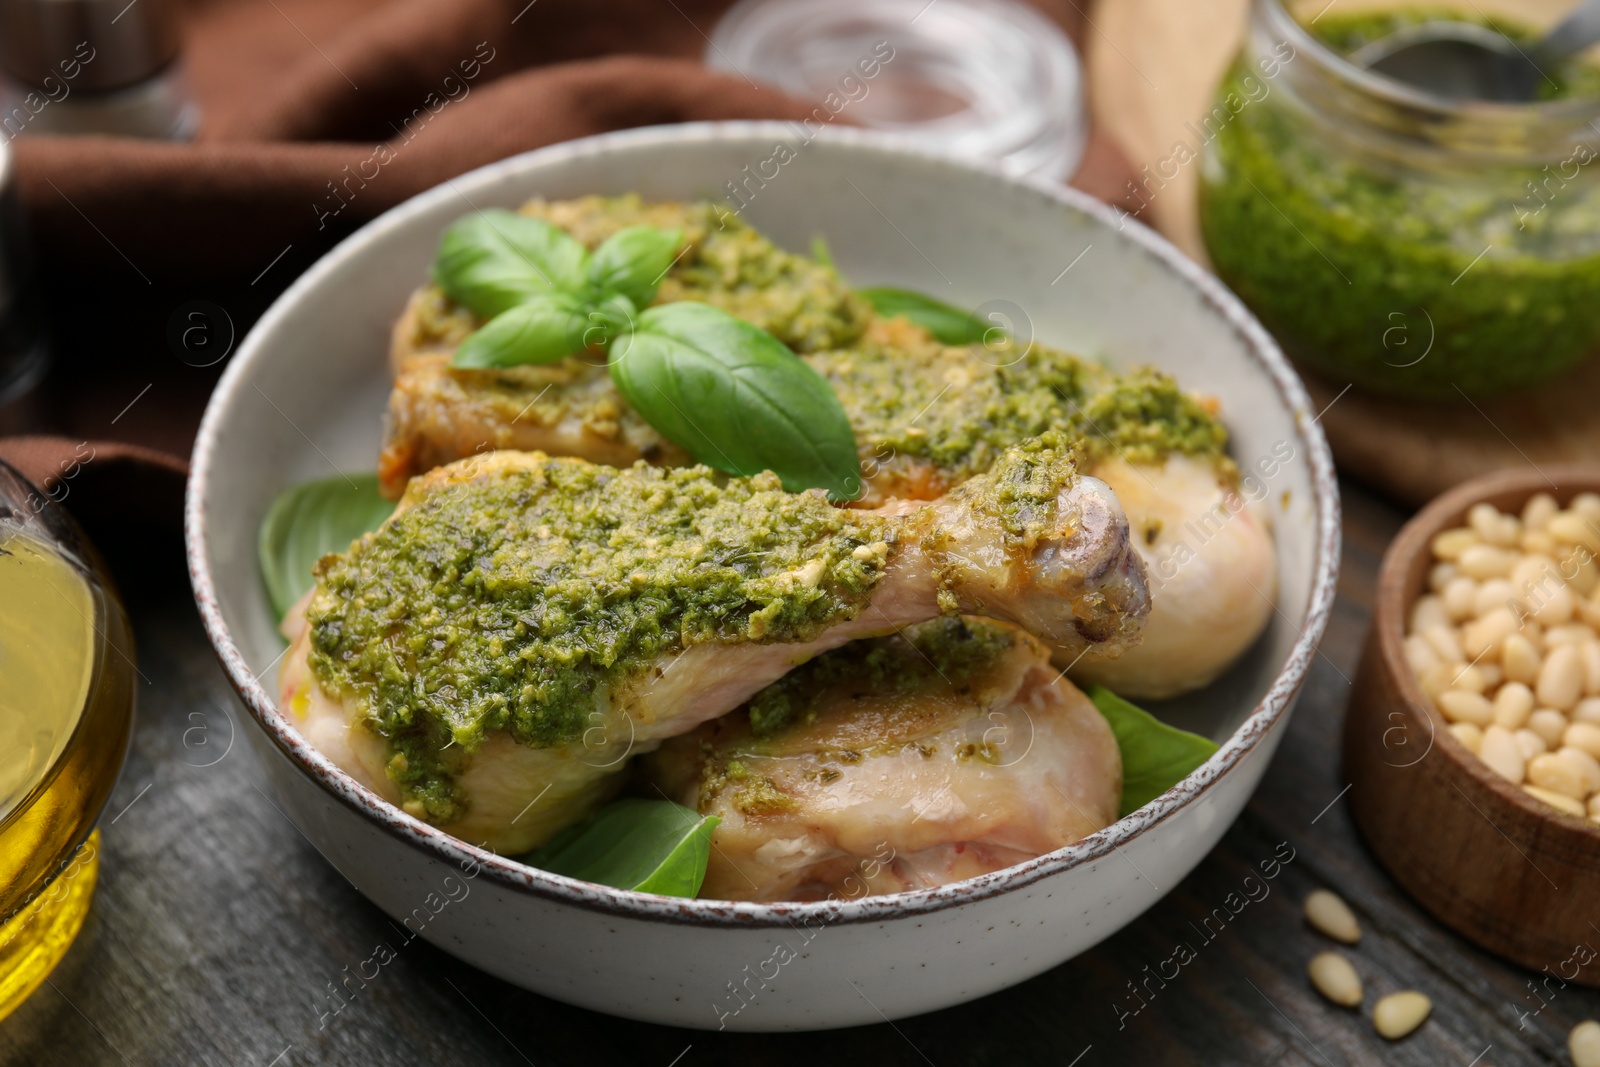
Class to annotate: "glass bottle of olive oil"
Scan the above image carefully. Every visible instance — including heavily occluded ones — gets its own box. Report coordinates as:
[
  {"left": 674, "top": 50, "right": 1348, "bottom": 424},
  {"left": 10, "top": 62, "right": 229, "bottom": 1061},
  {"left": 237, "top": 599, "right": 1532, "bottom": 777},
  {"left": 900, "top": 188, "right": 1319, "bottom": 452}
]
[{"left": 0, "top": 462, "right": 135, "bottom": 1020}]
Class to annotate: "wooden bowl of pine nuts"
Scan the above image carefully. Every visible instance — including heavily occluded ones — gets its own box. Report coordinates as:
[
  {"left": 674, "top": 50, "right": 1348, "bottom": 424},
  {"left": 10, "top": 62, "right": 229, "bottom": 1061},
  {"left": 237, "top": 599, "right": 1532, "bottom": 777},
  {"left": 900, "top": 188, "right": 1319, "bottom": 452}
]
[{"left": 1346, "top": 466, "right": 1600, "bottom": 983}]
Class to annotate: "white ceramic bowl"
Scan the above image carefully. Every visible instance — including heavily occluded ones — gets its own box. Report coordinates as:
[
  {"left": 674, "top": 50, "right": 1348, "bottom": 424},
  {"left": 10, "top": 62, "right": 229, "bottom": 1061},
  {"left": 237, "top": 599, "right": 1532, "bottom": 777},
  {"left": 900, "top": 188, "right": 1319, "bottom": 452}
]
[{"left": 185, "top": 122, "right": 1340, "bottom": 1031}]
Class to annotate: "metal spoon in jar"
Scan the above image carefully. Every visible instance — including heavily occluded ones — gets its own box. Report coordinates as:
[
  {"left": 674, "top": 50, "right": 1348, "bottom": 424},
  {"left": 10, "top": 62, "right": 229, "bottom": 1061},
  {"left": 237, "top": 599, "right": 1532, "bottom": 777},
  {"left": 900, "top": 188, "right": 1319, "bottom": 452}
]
[{"left": 1351, "top": 0, "right": 1600, "bottom": 103}]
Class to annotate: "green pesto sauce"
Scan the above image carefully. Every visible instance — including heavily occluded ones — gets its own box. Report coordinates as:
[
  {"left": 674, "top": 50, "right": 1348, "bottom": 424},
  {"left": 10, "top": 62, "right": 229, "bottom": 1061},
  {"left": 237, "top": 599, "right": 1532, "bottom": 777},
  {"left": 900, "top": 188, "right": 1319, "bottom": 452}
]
[
  {"left": 1313, "top": 10, "right": 1600, "bottom": 98},
  {"left": 412, "top": 195, "right": 870, "bottom": 356},
  {"left": 746, "top": 616, "right": 1019, "bottom": 738},
  {"left": 307, "top": 457, "right": 890, "bottom": 819},
  {"left": 1200, "top": 12, "right": 1600, "bottom": 398},
  {"left": 806, "top": 332, "right": 1230, "bottom": 482}
]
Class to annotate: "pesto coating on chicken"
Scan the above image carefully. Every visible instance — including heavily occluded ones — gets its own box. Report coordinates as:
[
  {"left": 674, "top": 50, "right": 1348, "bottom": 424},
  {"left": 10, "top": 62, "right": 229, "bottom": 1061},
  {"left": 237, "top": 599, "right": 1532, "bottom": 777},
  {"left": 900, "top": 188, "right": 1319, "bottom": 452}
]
[
  {"left": 404, "top": 194, "right": 872, "bottom": 356},
  {"left": 306, "top": 454, "right": 892, "bottom": 815}
]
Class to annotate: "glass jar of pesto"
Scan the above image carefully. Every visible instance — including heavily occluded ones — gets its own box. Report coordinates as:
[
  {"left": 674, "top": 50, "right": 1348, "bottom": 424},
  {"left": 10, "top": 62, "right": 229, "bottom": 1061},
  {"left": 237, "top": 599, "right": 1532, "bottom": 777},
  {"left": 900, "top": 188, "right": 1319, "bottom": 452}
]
[{"left": 1200, "top": 0, "right": 1600, "bottom": 398}]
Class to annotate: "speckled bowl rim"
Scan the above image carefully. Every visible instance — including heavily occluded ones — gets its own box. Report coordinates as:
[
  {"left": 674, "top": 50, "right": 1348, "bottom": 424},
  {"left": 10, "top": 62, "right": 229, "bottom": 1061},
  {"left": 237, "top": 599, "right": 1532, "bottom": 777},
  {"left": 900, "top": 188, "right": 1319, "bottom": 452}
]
[{"left": 185, "top": 121, "right": 1342, "bottom": 927}]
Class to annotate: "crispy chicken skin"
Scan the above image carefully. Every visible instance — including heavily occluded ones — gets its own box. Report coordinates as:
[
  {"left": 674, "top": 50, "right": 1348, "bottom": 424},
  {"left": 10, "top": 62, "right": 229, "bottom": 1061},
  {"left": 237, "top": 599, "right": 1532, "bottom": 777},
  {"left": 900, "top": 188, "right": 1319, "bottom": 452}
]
[{"left": 645, "top": 619, "right": 1122, "bottom": 901}]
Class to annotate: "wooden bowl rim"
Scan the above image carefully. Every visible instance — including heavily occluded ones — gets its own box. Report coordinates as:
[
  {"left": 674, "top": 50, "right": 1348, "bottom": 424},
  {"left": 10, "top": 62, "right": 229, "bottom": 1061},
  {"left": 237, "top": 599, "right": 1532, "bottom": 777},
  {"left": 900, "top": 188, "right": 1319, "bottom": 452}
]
[{"left": 1374, "top": 464, "right": 1600, "bottom": 838}]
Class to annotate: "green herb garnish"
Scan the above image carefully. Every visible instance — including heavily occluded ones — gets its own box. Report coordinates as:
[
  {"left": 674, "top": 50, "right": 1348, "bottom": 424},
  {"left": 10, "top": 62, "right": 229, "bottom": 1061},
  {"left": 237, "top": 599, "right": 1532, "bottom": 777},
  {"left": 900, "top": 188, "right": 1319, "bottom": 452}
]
[
  {"left": 858, "top": 286, "right": 992, "bottom": 345},
  {"left": 526, "top": 798, "right": 720, "bottom": 898},
  {"left": 1088, "top": 685, "right": 1219, "bottom": 817},
  {"left": 257, "top": 473, "right": 395, "bottom": 622},
  {"left": 433, "top": 210, "right": 860, "bottom": 498}
]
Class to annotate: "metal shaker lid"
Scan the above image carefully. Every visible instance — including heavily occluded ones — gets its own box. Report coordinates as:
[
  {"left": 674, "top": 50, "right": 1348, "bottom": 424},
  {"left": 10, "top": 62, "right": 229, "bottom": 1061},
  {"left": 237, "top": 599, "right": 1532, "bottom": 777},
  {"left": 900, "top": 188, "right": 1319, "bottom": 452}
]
[{"left": 0, "top": 0, "right": 182, "bottom": 93}]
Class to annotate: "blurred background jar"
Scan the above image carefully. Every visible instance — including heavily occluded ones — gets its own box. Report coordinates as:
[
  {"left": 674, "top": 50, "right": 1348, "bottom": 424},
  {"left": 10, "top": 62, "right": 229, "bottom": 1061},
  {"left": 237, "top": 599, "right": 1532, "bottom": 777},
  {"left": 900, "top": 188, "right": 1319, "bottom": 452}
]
[
  {"left": 0, "top": 0, "right": 199, "bottom": 141},
  {"left": 0, "top": 459, "right": 135, "bottom": 1021},
  {"left": 1199, "top": 0, "right": 1600, "bottom": 399},
  {"left": 0, "top": 137, "right": 45, "bottom": 410},
  {"left": 708, "top": 0, "right": 1087, "bottom": 180}
]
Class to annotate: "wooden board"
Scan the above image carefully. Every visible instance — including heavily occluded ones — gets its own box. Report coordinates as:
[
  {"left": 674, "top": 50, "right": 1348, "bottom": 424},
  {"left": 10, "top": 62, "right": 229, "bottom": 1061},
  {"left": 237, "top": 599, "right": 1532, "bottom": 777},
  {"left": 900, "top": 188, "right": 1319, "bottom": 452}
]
[
  {"left": 1, "top": 479, "right": 1595, "bottom": 1065},
  {"left": 1089, "top": 0, "right": 1600, "bottom": 507}
]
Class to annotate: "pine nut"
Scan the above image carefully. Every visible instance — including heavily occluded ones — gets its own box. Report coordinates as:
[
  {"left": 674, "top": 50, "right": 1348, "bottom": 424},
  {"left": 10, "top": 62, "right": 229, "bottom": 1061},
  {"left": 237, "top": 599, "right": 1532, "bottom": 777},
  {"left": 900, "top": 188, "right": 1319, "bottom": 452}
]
[
  {"left": 1469, "top": 502, "right": 1503, "bottom": 543},
  {"left": 1528, "top": 752, "right": 1586, "bottom": 799},
  {"left": 1432, "top": 528, "right": 1478, "bottom": 560},
  {"left": 1524, "top": 530, "right": 1560, "bottom": 556},
  {"left": 1422, "top": 625, "right": 1465, "bottom": 665},
  {"left": 1530, "top": 709, "right": 1571, "bottom": 747},
  {"left": 1525, "top": 784, "right": 1587, "bottom": 817},
  {"left": 1516, "top": 728, "right": 1549, "bottom": 760},
  {"left": 1410, "top": 595, "right": 1450, "bottom": 634},
  {"left": 1582, "top": 642, "right": 1600, "bottom": 695},
  {"left": 1473, "top": 578, "right": 1515, "bottom": 618},
  {"left": 1545, "top": 623, "right": 1598, "bottom": 648},
  {"left": 1308, "top": 952, "right": 1363, "bottom": 1008},
  {"left": 1573, "top": 1020, "right": 1600, "bottom": 1067},
  {"left": 1443, "top": 576, "right": 1477, "bottom": 621},
  {"left": 1461, "top": 544, "right": 1518, "bottom": 579},
  {"left": 1463, "top": 608, "right": 1518, "bottom": 658},
  {"left": 1572, "top": 556, "right": 1600, "bottom": 597},
  {"left": 1428, "top": 561, "right": 1457, "bottom": 593},
  {"left": 1503, "top": 634, "right": 1542, "bottom": 685},
  {"left": 1557, "top": 746, "right": 1600, "bottom": 795},
  {"left": 1479, "top": 726, "right": 1525, "bottom": 784},
  {"left": 1512, "top": 554, "right": 1556, "bottom": 593},
  {"left": 1417, "top": 664, "right": 1456, "bottom": 700},
  {"left": 1373, "top": 991, "right": 1431, "bottom": 1040},
  {"left": 1451, "top": 664, "right": 1489, "bottom": 694},
  {"left": 1523, "top": 492, "right": 1559, "bottom": 531},
  {"left": 1409, "top": 500, "right": 1600, "bottom": 829},
  {"left": 1565, "top": 722, "right": 1600, "bottom": 760},
  {"left": 1404, "top": 634, "right": 1442, "bottom": 674},
  {"left": 1492, "top": 682, "right": 1534, "bottom": 729},
  {"left": 1538, "top": 645, "right": 1584, "bottom": 710},
  {"left": 1551, "top": 512, "right": 1600, "bottom": 552},
  {"left": 1438, "top": 690, "right": 1494, "bottom": 727},
  {"left": 1449, "top": 723, "right": 1483, "bottom": 754},
  {"left": 1534, "top": 583, "right": 1577, "bottom": 628},
  {"left": 1304, "top": 889, "right": 1361, "bottom": 944}
]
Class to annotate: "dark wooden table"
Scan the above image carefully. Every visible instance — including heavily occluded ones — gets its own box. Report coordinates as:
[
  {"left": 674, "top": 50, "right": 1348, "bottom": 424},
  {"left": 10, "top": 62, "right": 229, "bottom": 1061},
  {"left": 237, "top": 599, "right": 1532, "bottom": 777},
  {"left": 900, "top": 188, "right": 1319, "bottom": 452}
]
[{"left": 2, "top": 477, "right": 1594, "bottom": 1067}]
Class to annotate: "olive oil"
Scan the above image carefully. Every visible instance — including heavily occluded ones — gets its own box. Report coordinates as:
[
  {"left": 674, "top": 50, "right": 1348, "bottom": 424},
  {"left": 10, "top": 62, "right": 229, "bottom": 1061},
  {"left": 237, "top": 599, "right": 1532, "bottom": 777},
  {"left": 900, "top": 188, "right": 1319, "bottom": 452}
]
[
  {"left": 0, "top": 530, "right": 135, "bottom": 1020},
  {"left": 0, "top": 534, "right": 95, "bottom": 819}
]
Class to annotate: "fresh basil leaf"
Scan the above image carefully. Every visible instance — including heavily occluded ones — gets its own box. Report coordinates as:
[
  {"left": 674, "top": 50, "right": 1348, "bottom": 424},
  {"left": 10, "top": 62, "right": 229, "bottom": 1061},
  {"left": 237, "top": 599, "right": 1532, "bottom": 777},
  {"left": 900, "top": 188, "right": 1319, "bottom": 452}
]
[
  {"left": 433, "top": 209, "right": 589, "bottom": 318},
  {"left": 258, "top": 473, "right": 395, "bottom": 623},
  {"left": 526, "top": 798, "right": 720, "bottom": 897},
  {"left": 859, "top": 286, "right": 991, "bottom": 345},
  {"left": 588, "top": 225, "right": 683, "bottom": 309},
  {"left": 452, "top": 292, "right": 592, "bottom": 369},
  {"left": 1087, "top": 685, "right": 1219, "bottom": 818},
  {"left": 609, "top": 302, "right": 861, "bottom": 499}
]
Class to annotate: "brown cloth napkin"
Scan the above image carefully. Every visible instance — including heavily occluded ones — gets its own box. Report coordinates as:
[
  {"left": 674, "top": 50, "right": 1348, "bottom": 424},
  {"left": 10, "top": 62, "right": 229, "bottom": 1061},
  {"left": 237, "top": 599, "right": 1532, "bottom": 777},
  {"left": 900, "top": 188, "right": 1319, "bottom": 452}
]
[{"left": 2, "top": 0, "right": 1136, "bottom": 593}]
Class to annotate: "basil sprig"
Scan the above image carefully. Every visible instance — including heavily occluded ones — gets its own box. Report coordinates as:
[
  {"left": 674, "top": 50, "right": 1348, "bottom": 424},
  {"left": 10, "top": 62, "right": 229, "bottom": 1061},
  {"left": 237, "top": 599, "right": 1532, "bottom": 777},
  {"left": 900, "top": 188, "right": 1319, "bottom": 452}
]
[
  {"left": 611, "top": 303, "right": 861, "bottom": 499},
  {"left": 858, "top": 286, "right": 991, "bottom": 345},
  {"left": 526, "top": 798, "right": 720, "bottom": 898},
  {"left": 258, "top": 473, "right": 396, "bottom": 623},
  {"left": 433, "top": 210, "right": 861, "bottom": 498},
  {"left": 1087, "top": 685, "right": 1219, "bottom": 817}
]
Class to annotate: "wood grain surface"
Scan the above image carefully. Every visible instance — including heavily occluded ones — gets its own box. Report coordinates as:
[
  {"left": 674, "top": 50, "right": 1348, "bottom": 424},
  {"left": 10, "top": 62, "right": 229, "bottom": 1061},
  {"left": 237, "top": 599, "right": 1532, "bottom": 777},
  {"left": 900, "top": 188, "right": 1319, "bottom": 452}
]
[
  {"left": 2, "top": 478, "right": 1596, "bottom": 1066},
  {"left": 1090, "top": 0, "right": 1600, "bottom": 507}
]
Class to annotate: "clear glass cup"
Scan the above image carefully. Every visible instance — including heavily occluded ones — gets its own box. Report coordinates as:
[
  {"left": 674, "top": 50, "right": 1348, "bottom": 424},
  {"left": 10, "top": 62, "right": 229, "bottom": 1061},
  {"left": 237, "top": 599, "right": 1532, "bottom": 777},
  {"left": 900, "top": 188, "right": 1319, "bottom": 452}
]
[
  {"left": 707, "top": 0, "right": 1087, "bottom": 179},
  {"left": 1198, "top": 0, "right": 1600, "bottom": 398},
  {"left": 0, "top": 459, "right": 135, "bottom": 1020}
]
